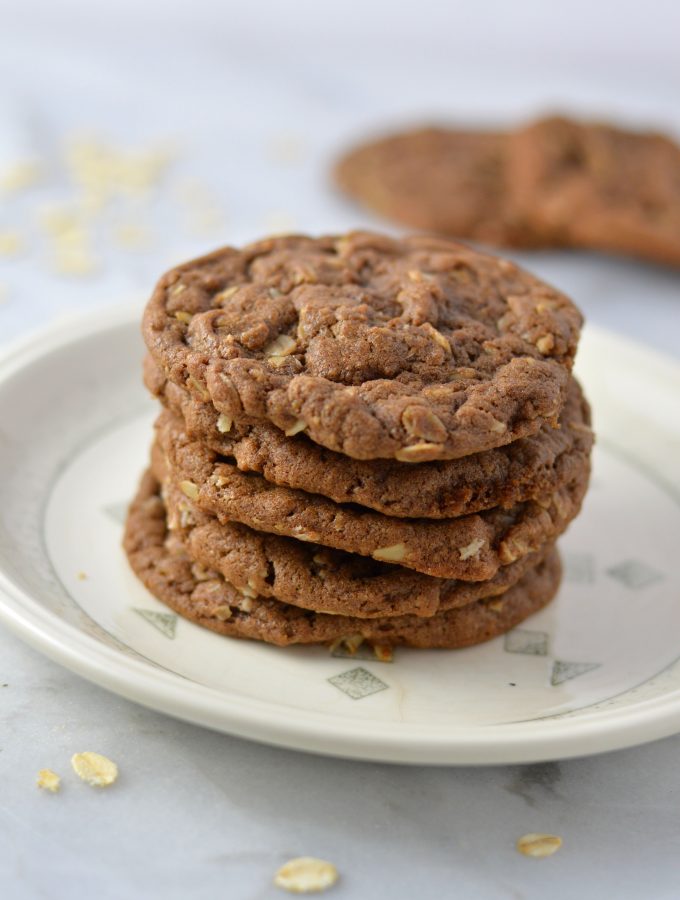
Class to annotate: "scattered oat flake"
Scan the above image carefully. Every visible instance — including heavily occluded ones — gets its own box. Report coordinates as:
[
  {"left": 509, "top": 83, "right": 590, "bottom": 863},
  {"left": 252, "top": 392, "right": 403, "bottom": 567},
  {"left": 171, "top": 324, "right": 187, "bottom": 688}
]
[
  {"left": 65, "top": 137, "right": 172, "bottom": 200},
  {"left": 174, "top": 177, "right": 213, "bottom": 205},
  {"left": 37, "top": 769, "right": 61, "bottom": 793},
  {"left": 53, "top": 246, "right": 98, "bottom": 277},
  {"left": 71, "top": 752, "right": 118, "bottom": 787},
  {"left": 274, "top": 857, "right": 339, "bottom": 894},
  {"left": 186, "top": 207, "right": 224, "bottom": 236},
  {"left": 78, "top": 190, "right": 107, "bottom": 216},
  {"left": 114, "top": 223, "right": 152, "bottom": 250},
  {"left": 50, "top": 223, "right": 90, "bottom": 248},
  {"left": 516, "top": 833, "right": 563, "bottom": 858},
  {"left": 0, "top": 160, "right": 41, "bottom": 192},
  {"left": 0, "top": 232, "right": 24, "bottom": 257},
  {"left": 37, "top": 205, "right": 82, "bottom": 236},
  {"left": 263, "top": 211, "right": 296, "bottom": 234}
]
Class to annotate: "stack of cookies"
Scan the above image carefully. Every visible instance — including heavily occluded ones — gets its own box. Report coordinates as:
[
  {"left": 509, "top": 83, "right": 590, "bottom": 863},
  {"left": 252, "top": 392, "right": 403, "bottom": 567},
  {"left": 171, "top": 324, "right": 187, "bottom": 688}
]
[{"left": 124, "top": 231, "right": 593, "bottom": 652}]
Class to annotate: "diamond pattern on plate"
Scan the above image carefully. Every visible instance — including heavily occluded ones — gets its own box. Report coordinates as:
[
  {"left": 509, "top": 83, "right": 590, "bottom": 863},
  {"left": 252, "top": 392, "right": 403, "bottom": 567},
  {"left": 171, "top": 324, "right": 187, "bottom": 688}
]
[
  {"left": 328, "top": 667, "right": 388, "bottom": 700},
  {"left": 504, "top": 629, "right": 549, "bottom": 656},
  {"left": 133, "top": 608, "right": 177, "bottom": 639},
  {"left": 551, "top": 660, "right": 600, "bottom": 686},
  {"left": 607, "top": 559, "right": 663, "bottom": 589}
]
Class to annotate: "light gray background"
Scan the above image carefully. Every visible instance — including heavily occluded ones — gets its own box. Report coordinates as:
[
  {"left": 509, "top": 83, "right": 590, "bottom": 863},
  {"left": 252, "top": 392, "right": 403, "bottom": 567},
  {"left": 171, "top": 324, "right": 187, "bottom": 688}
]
[{"left": 1, "top": 2, "right": 679, "bottom": 898}]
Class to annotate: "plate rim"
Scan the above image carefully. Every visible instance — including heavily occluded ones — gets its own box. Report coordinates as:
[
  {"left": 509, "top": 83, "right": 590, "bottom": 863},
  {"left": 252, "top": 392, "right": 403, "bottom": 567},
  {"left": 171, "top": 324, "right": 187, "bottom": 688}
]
[{"left": 1, "top": 305, "right": 680, "bottom": 765}]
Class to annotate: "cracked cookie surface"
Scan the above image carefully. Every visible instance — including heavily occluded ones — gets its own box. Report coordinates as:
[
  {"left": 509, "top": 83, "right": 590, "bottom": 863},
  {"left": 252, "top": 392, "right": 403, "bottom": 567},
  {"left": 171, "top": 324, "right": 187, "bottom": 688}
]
[{"left": 143, "top": 232, "right": 581, "bottom": 461}]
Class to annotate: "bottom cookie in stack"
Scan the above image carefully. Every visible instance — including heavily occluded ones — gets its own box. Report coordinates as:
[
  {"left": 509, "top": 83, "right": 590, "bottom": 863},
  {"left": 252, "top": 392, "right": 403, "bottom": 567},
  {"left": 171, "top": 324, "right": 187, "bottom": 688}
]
[{"left": 123, "top": 470, "right": 562, "bottom": 650}]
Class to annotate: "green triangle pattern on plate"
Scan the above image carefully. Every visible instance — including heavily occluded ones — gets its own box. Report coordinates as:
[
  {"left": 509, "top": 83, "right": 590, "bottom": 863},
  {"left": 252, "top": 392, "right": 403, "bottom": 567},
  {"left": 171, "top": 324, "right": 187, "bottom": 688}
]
[
  {"left": 551, "top": 660, "right": 601, "bottom": 686},
  {"left": 133, "top": 608, "right": 178, "bottom": 639}
]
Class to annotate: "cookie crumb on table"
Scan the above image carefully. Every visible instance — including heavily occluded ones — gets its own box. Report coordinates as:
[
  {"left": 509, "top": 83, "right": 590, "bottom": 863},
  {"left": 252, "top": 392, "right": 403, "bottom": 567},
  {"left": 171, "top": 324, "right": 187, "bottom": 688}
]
[
  {"left": 0, "top": 160, "right": 42, "bottom": 192},
  {"left": 113, "top": 223, "right": 152, "bottom": 251},
  {"left": 0, "top": 231, "right": 24, "bottom": 258}
]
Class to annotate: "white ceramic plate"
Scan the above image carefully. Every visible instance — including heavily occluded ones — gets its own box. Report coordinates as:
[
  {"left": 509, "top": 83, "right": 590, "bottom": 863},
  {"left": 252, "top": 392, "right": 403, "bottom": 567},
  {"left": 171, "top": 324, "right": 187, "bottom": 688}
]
[{"left": 0, "top": 307, "right": 679, "bottom": 765}]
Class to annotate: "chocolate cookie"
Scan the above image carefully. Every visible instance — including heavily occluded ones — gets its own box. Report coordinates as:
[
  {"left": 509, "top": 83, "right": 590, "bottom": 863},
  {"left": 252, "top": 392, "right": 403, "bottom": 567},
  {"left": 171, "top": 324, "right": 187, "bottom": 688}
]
[
  {"left": 155, "top": 410, "right": 589, "bottom": 581},
  {"left": 159, "top": 477, "right": 552, "bottom": 620},
  {"left": 154, "top": 451, "right": 577, "bottom": 622},
  {"left": 335, "top": 117, "right": 680, "bottom": 267},
  {"left": 334, "top": 127, "right": 524, "bottom": 245},
  {"left": 147, "top": 356, "right": 593, "bottom": 520},
  {"left": 124, "top": 471, "right": 561, "bottom": 648},
  {"left": 509, "top": 116, "right": 680, "bottom": 267},
  {"left": 143, "top": 232, "right": 581, "bottom": 461}
]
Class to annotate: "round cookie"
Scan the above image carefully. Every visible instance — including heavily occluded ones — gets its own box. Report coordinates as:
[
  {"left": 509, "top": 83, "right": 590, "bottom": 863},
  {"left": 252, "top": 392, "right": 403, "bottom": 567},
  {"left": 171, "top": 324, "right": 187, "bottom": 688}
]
[
  {"left": 508, "top": 116, "right": 680, "bottom": 267},
  {"left": 146, "top": 355, "right": 593, "bottom": 520},
  {"left": 155, "top": 410, "right": 589, "bottom": 581},
  {"left": 334, "top": 127, "right": 530, "bottom": 246},
  {"left": 143, "top": 231, "right": 582, "bottom": 461},
  {"left": 124, "top": 471, "right": 562, "bottom": 649}
]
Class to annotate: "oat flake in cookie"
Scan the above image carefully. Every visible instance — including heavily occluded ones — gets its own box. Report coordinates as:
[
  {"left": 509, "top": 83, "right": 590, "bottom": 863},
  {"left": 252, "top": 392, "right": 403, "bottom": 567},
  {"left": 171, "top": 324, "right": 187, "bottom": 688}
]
[{"left": 143, "top": 232, "right": 582, "bottom": 461}]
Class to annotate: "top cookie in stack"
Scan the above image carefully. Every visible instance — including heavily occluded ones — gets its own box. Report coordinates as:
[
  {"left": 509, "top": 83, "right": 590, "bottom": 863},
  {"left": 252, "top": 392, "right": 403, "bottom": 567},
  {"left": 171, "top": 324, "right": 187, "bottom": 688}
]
[
  {"left": 125, "top": 231, "right": 592, "bottom": 652},
  {"left": 143, "top": 231, "right": 581, "bottom": 461}
]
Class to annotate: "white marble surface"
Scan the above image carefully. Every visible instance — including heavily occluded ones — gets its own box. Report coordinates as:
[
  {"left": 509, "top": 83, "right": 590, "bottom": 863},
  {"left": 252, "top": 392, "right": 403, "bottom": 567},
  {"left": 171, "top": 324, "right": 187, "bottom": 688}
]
[{"left": 1, "top": 3, "right": 680, "bottom": 898}]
